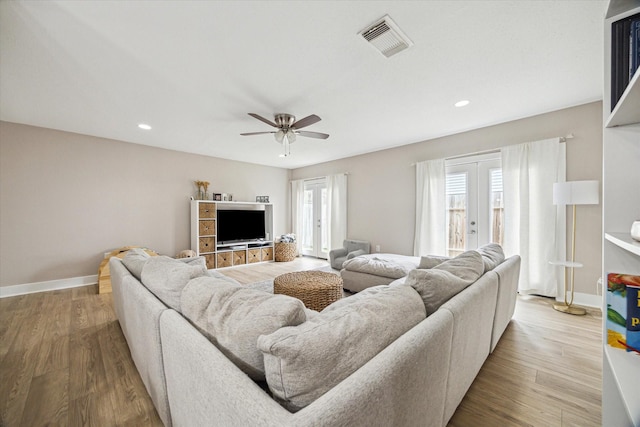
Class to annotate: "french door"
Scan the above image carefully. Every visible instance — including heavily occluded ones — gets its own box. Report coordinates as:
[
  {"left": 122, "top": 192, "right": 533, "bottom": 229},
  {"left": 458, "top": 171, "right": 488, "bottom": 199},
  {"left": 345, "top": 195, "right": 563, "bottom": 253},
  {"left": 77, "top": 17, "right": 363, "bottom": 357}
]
[
  {"left": 445, "top": 155, "right": 503, "bottom": 257},
  {"left": 301, "top": 179, "right": 329, "bottom": 258}
]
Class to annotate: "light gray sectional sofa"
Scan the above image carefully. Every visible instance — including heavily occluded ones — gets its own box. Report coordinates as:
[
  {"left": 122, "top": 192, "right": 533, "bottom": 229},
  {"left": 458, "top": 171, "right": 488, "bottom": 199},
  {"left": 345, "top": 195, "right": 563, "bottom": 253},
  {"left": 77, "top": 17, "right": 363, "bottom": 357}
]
[{"left": 110, "top": 245, "right": 520, "bottom": 427}]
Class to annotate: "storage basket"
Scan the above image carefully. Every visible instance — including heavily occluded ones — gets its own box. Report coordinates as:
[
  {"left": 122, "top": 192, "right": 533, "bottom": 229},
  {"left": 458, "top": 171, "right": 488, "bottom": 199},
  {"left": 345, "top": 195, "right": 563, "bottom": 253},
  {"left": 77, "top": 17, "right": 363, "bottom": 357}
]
[{"left": 275, "top": 242, "right": 297, "bottom": 262}]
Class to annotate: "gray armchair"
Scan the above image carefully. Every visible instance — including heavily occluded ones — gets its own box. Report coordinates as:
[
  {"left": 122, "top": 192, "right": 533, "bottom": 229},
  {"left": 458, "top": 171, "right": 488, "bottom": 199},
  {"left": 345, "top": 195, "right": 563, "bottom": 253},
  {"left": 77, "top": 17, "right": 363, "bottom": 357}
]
[{"left": 329, "top": 239, "right": 371, "bottom": 270}]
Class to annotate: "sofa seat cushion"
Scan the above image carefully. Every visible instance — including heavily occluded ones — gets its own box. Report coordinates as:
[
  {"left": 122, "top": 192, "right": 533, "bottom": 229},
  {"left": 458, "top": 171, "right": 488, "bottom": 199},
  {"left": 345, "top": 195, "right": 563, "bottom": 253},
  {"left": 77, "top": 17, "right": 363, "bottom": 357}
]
[
  {"left": 257, "top": 285, "right": 426, "bottom": 412},
  {"left": 406, "top": 250, "right": 484, "bottom": 315},
  {"left": 476, "top": 243, "right": 505, "bottom": 272},
  {"left": 140, "top": 256, "right": 208, "bottom": 312},
  {"left": 181, "top": 277, "right": 307, "bottom": 381},
  {"left": 341, "top": 254, "right": 418, "bottom": 279}
]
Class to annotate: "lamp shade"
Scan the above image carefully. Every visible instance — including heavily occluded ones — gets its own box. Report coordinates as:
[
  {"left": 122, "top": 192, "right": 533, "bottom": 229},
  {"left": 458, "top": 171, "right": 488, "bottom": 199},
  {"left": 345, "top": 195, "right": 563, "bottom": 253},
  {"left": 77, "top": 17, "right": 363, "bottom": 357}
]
[
  {"left": 553, "top": 180, "right": 599, "bottom": 205},
  {"left": 274, "top": 129, "right": 285, "bottom": 143}
]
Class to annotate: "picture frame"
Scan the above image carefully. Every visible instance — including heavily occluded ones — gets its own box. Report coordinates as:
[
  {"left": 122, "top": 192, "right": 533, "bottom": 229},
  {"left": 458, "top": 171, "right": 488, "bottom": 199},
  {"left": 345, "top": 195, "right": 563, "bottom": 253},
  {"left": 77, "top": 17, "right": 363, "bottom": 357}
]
[
  {"left": 214, "top": 193, "right": 222, "bottom": 201},
  {"left": 222, "top": 193, "right": 229, "bottom": 201}
]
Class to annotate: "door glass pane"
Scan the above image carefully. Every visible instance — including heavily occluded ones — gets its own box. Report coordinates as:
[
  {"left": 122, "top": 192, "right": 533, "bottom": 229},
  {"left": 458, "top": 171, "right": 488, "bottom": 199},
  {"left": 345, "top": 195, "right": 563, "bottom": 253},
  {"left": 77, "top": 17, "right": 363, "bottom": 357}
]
[
  {"left": 446, "top": 172, "right": 467, "bottom": 257},
  {"left": 321, "top": 188, "right": 328, "bottom": 253},
  {"left": 489, "top": 168, "right": 504, "bottom": 245},
  {"left": 302, "top": 189, "right": 313, "bottom": 252}
]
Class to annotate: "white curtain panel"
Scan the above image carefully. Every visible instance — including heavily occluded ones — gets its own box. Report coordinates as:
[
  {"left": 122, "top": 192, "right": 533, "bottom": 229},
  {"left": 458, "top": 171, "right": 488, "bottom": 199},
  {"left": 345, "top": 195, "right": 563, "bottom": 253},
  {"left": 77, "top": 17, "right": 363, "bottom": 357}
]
[
  {"left": 290, "top": 179, "right": 305, "bottom": 255},
  {"left": 501, "top": 138, "right": 566, "bottom": 296},
  {"left": 414, "top": 159, "right": 446, "bottom": 256},
  {"left": 326, "top": 173, "right": 348, "bottom": 250}
]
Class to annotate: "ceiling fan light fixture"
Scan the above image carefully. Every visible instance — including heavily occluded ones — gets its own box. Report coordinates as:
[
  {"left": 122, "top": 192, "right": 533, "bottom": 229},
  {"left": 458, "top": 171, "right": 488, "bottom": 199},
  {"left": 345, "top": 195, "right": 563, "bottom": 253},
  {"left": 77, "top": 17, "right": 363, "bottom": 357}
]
[
  {"left": 274, "top": 129, "right": 285, "bottom": 143},
  {"left": 243, "top": 112, "right": 328, "bottom": 158},
  {"left": 286, "top": 130, "right": 296, "bottom": 143}
]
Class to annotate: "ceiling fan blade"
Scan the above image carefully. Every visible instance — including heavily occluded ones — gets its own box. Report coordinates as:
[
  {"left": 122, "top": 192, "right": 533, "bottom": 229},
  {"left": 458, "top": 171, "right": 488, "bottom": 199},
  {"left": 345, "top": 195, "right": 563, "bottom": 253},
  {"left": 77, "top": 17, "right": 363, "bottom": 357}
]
[
  {"left": 292, "top": 114, "right": 321, "bottom": 130},
  {"left": 240, "top": 131, "right": 275, "bottom": 136},
  {"left": 248, "top": 113, "right": 278, "bottom": 128},
  {"left": 297, "top": 131, "right": 329, "bottom": 140}
]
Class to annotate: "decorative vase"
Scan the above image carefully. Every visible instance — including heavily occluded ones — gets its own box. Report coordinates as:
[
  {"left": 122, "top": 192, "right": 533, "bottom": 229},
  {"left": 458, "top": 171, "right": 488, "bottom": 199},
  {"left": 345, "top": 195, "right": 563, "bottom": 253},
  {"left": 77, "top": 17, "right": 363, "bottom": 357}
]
[{"left": 631, "top": 220, "right": 640, "bottom": 242}]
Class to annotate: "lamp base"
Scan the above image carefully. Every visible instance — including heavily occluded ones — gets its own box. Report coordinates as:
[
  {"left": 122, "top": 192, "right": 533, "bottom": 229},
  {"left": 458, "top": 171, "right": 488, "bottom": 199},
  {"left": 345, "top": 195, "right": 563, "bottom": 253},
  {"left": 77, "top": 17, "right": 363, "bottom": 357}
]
[{"left": 553, "top": 303, "right": 586, "bottom": 315}]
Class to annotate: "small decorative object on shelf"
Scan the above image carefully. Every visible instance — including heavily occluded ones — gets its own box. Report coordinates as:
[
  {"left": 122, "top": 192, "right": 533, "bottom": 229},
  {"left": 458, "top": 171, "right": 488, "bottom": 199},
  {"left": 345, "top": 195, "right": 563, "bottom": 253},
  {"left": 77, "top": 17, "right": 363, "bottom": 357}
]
[
  {"left": 631, "top": 220, "right": 640, "bottom": 241},
  {"left": 256, "top": 195, "right": 270, "bottom": 203},
  {"left": 194, "top": 180, "right": 210, "bottom": 200},
  {"left": 606, "top": 273, "right": 640, "bottom": 354},
  {"left": 214, "top": 193, "right": 222, "bottom": 201}
]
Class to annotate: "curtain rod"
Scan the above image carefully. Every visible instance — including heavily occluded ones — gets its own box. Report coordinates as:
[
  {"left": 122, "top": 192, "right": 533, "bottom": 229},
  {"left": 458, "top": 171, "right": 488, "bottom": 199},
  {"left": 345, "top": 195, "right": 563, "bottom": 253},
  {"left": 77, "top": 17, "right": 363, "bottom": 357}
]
[
  {"left": 290, "top": 172, "right": 349, "bottom": 183},
  {"left": 410, "top": 134, "right": 574, "bottom": 166}
]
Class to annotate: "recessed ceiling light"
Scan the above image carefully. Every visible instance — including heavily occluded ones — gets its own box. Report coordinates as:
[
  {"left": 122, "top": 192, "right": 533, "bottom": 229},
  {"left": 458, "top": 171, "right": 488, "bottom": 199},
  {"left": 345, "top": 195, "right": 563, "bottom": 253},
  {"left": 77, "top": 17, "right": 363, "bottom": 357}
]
[
  {"left": 454, "top": 100, "right": 470, "bottom": 107},
  {"left": 138, "top": 123, "right": 152, "bottom": 130}
]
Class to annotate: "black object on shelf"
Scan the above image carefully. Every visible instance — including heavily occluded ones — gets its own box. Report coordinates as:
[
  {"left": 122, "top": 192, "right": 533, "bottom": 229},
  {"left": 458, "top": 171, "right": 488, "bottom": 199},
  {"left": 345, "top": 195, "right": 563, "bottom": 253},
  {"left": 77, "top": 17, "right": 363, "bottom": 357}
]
[{"left": 611, "top": 12, "right": 640, "bottom": 111}]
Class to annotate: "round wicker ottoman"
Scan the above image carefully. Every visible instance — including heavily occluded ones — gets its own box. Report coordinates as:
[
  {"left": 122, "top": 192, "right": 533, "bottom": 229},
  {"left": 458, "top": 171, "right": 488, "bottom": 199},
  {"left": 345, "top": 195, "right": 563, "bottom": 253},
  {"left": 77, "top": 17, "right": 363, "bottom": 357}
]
[{"left": 273, "top": 271, "right": 343, "bottom": 311}]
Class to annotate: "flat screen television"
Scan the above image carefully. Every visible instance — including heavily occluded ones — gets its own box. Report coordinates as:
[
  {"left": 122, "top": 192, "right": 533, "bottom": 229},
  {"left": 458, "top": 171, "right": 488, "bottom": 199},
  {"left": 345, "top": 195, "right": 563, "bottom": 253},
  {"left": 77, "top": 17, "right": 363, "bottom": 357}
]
[{"left": 217, "top": 209, "right": 266, "bottom": 243}]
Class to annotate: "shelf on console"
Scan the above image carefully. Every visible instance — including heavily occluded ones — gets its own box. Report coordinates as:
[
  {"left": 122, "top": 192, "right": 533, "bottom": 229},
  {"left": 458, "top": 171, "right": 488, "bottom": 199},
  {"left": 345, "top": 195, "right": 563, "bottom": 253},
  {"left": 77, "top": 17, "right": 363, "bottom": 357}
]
[
  {"left": 549, "top": 260, "right": 584, "bottom": 268},
  {"left": 604, "top": 345, "right": 640, "bottom": 426},
  {"left": 605, "top": 232, "right": 640, "bottom": 257}
]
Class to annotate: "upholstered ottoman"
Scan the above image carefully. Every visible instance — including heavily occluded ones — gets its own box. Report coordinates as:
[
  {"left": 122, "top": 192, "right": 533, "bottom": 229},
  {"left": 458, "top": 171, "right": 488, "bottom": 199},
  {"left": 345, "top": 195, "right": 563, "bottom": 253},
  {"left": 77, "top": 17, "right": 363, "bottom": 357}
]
[
  {"left": 274, "top": 271, "right": 343, "bottom": 311},
  {"left": 340, "top": 253, "right": 420, "bottom": 292}
]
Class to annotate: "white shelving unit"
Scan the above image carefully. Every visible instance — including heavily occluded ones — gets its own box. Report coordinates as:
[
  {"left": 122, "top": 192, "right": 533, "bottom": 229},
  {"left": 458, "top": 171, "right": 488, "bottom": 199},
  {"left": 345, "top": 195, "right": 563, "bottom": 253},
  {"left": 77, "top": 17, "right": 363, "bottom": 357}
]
[
  {"left": 602, "top": 2, "right": 640, "bottom": 426},
  {"left": 190, "top": 200, "right": 274, "bottom": 269}
]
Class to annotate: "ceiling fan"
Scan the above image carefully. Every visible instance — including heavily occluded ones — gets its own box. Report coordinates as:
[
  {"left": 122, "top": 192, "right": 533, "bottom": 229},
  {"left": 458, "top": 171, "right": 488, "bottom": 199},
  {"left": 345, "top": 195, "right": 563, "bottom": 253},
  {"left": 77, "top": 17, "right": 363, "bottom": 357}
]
[{"left": 240, "top": 113, "right": 329, "bottom": 157}]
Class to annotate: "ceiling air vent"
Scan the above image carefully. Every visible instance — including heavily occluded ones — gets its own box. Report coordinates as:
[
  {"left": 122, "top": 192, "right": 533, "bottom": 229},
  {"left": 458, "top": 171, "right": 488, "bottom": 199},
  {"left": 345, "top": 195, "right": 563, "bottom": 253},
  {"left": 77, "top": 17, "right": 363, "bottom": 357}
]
[{"left": 359, "top": 15, "right": 413, "bottom": 58}]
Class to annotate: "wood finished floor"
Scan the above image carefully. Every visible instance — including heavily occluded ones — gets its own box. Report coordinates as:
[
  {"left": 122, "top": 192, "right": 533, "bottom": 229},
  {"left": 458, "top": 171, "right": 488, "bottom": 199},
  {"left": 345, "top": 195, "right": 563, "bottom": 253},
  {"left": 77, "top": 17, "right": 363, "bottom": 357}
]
[{"left": 0, "top": 258, "right": 602, "bottom": 426}]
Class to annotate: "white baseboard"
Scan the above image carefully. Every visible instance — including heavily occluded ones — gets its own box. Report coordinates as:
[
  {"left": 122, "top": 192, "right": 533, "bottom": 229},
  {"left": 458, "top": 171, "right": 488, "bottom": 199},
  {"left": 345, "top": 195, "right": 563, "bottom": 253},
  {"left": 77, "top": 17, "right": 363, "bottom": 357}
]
[
  {"left": 556, "top": 292, "right": 602, "bottom": 309},
  {"left": 0, "top": 275, "right": 98, "bottom": 298}
]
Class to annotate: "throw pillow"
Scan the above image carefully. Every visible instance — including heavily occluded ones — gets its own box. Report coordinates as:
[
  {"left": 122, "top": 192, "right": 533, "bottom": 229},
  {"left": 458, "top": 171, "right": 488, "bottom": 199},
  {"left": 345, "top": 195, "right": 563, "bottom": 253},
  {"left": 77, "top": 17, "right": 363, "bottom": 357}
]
[
  {"left": 476, "top": 243, "right": 505, "bottom": 272},
  {"left": 407, "top": 250, "right": 484, "bottom": 315},
  {"left": 418, "top": 255, "right": 451, "bottom": 269},
  {"left": 140, "top": 256, "right": 208, "bottom": 312},
  {"left": 257, "top": 285, "right": 426, "bottom": 411},
  {"left": 181, "top": 276, "right": 308, "bottom": 381}
]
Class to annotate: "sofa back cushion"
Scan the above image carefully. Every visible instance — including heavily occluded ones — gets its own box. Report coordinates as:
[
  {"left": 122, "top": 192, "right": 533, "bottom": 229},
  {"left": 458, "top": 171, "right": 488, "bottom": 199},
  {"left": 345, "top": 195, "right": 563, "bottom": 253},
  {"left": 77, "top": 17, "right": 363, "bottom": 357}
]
[
  {"left": 140, "top": 256, "right": 208, "bottom": 312},
  {"left": 124, "top": 248, "right": 207, "bottom": 280},
  {"left": 121, "top": 248, "right": 151, "bottom": 279},
  {"left": 181, "top": 276, "right": 307, "bottom": 381},
  {"left": 406, "top": 250, "right": 484, "bottom": 315},
  {"left": 476, "top": 243, "right": 505, "bottom": 272},
  {"left": 418, "top": 255, "right": 451, "bottom": 269},
  {"left": 257, "top": 285, "right": 426, "bottom": 412}
]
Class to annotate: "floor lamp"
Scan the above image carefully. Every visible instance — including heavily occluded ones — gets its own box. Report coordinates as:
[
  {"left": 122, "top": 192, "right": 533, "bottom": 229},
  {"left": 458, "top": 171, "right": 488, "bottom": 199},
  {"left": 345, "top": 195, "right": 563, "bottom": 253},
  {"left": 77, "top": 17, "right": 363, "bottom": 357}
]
[{"left": 551, "top": 180, "right": 599, "bottom": 315}]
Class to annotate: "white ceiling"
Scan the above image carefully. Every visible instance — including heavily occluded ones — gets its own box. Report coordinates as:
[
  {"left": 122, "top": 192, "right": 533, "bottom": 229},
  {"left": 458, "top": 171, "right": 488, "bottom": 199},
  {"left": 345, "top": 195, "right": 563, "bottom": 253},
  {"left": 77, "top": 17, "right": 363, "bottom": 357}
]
[{"left": 0, "top": 1, "right": 606, "bottom": 169}]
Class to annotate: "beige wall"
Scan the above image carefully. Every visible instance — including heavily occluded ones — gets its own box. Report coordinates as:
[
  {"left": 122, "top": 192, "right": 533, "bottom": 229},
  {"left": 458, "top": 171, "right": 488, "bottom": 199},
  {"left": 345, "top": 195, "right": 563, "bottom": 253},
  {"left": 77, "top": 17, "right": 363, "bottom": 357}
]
[
  {"left": 292, "top": 102, "right": 603, "bottom": 296},
  {"left": 0, "top": 121, "right": 290, "bottom": 287}
]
